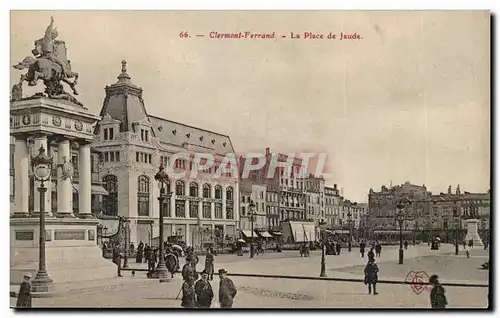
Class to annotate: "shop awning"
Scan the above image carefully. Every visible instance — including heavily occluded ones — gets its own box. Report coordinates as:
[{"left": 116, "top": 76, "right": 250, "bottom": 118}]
[
  {"left": 258, "top": 231, "right": 273, "bottom": 238},
  {"left": 240, "top": 229, "right": 257, "bottom": 238},
  {"left": 72, "top": 184, "right": 109, "bottom": 195}
]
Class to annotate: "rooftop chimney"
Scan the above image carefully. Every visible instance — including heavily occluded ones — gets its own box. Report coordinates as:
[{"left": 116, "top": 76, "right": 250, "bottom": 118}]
[{"left": 334, "top": 184, "right": 337, "bottom": 190}]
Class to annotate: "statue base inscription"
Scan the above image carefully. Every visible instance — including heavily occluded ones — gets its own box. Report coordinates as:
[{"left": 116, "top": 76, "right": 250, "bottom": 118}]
[{"left": 10, "top": 218, "right": 117, "bottom": 285}]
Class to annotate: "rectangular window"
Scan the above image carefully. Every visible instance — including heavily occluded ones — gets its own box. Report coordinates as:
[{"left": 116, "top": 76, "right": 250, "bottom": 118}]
[
  {"left": 104, "top": 128, "right": 108, "bottom": 140},
  {"left": 136, "top": 152, "right": 139, "bottom": 162},
  {"left": 149, "top": 154, "right": 152, "bottom": 164},
  {"left": 138, "top": 195, "right": 149, "bottom": 216},
  {"left": 161, "top": 200, "right": 170, "bottom": 217},
  {"left": 104, "top": 152, "right": 109, "bottom": 162},
  {"left": 214, "top": 203, "right": 222, "bottom": 219},
  {"left": 109, "top": 128, "right": 114, "bottom": 140},
  {"left": 145, "top": 130, "right": 149, "bottom": 142},
  {"left": 176, "top": 200, "right": 186, "bottom": 218},
  {"left": 226, "top": 207, "right": 234, "bottom": 220},
  {"left": 72, "top": 155, "right": 79, "bottom": 170},
  {"left": 141, "top": 129, "right": 144, "bottom": 141},
  {"left": 241, "top": 206, "right": 246, "bottom": 216},
  {"left": 189, "top": 201, "right": 199, "bottom": 218},
  {"left": 203, "top": 202, "right": 212, "bottom": 219},
  {"left": 110, "top": 152, "right": 115, "bottom": 162},
  {"left": 115, "top": 151, "right": 120, "bottom": 162}
]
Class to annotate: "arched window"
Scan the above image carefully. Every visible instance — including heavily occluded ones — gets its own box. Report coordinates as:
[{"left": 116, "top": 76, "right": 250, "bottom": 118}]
[
  {"left": 215, "top": 185, "right": 222, "bottom": 199},
  {"left": 203, "top": 184, "right": 211, "bottom": 198},
  {"left": 137, "top": 175, "right": 150, "bottom": 216},
  {"left": 190, "top": 182, "right": 198, "bottom": 197},
  {"left": 103, "top": 175, "right": 118, "bottom": 216},
  {"left": 226, "top": 187, "right": 233, "bottom": 201},
  {"left": 176, "top": 180, "right": 185, "bottom": 196}
]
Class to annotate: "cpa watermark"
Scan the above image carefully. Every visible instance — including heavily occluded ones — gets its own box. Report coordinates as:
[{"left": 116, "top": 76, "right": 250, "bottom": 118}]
[
  {"left": 405, "top": 270, "right": 432, "bottom": 295},
  {"left": 163, "top": 152, "right": 333, "bottom": 180}
]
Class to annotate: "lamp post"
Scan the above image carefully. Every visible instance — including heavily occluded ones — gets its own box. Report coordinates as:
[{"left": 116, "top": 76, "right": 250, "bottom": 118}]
[
  {"left": 347, "top": 211, "right": 352, "bottom": 252},
  {"left": 453, "top": 207, "right": 459, "bottom": 255},
  {"left": 31, "top": 145, "right": 54, "bottom": 292},
  {"left": 154, "top": 163, "right": 171, "bottom": 282},
  {"left": 122, "top": 219, "right": 130, "bottom": 269},
  {"left": 396, "top": 201, "right": 405, "bottom": 265},
  {"left": 249, "top": 200, "right": 256, "bottom": 258},
  {"left": 319, "top": 219, "right": 327, "bottom": 277}
]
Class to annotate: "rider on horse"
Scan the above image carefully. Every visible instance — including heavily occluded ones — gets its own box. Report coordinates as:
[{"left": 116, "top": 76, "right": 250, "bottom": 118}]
[{"left": 40, "top": 17, "right": 68, "bottom": 79}]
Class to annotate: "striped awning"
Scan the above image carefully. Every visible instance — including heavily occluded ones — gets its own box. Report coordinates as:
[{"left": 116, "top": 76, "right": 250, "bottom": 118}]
[
  {"left": 72, "top": 184, "right": 109, "bottom": 195},
  {"left": 258, "top": 231, "right": 273, "bottom": 238},
  {"left": 240, "top": 229, "right": 257, "bottom": 238}
]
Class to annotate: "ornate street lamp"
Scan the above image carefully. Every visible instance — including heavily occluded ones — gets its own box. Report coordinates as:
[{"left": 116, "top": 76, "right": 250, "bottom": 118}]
[
  {"left": 31, "top": 145, "right": 54, "bottom": 292},
  {"left": 396, "top": 201, "right": 405, "bottom": 265},
  {"left": 249, "top": 200, "right": 256, "bottom": 258},
  {"left": 154, "top": 162, "right": 171, "bottom": 282},
  {"left": 319, "top": 219, "right": 327, "bottom": 277},
  {"left": 453, "top": 207, "right": 460, "bottom": 255},
  {"left": 347, "top": 211, "right": 352, "bottom": 252}
]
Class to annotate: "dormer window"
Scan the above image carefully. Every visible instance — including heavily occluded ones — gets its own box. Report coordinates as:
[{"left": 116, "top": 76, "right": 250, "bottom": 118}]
[
  {"left": 140, "top": 129, "right": 149, "bottom": 142},
  {"left": 103, "top": 127, "right": 114, "bottom": 141}
]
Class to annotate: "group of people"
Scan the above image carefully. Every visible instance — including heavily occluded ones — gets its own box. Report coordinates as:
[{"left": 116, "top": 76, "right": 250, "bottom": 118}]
[{"left": 180, "top": 249, "right": 237, "bottom": 308}]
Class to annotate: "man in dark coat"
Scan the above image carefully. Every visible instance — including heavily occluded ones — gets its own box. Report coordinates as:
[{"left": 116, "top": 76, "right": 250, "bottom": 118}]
[
  {"left": 204, "top": 250, "right": 215, "bottom": 281},
  {"left": 182, "top": 260, "right": 195, "bottom": 281},
  {"left": 364, "top": 258, "right": 379, "bottom": 295},
  {"left": 195, "top": 270, "right": 214, "bottom": 308},
  {"left": 367, "top": 247, "right": 375, "bottom": 261},
  {"left": 360, "top": 241, "right": 366, "bottom": 258},
  {"left": 335, "top": 242, "right": 341, "bottom": 255},
  {"left": 429, "top": 274, "right": 448, "bottom": 308},
  {"left": 404, "top": 241, "right": 409, "bottom": 250},
  {"left": 218, "top": 269, "right": 237, "bottom": 308},
  {"left": 144, "top": 244, "right": 151, "bottom": 263},
  {"left": 181, "top": 274, "right": 196, "bottom": 308},
  {"left": 136, "top": 241, "right": 144, "bottom": 263},
  {"left": 375, "top": 242, "right": 382, "bottom": 257},
  {"left": 147, "top": 249, "right": 156, "bottom": 277},
  {"left": 16, "top": 273, "right": 32, "bottom": 308},
  {"left": 113, "top": 245, "right": 123, "bottom": 277}
]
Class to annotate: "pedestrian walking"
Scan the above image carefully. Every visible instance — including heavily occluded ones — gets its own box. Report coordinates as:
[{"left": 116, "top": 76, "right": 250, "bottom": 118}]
[
  {"left": 195, "top": 270, "right": 214, "bottom": 308},
  {"left": 147, "top": 249, "right": 156, "bottom": 277},
  {"left": 136, "top": 241, "right": 144, "bottom": 263},
  {"left": 360, "top": 241, "right": 366, "bottom": 258},
  {"left": 204, "top": 249, "right": 215, "bottom": 281},
  {"left": 466, "top": 248, "right": 470, "bottom": 259},
  {"left": 16, "top": 273, "right": 32, "bottom": 308},
  {"left": 144, "top": 244, "right": 151, "bottom": 263},
  {"left": 429, "top": 275, "right": 448, "bottom": 309},
  {"left": 404, "top": 241, "right": 408, "bottom": 250},
  {"left": 364, "top": 258, "right": 379, "bottom": 295},
  {"left": 181, "top": 274, "right": 196, "bottom": 308},
  {"left": 218, "top": 269, "right": 237, "bottom": 308},
  {"left": 182, "top": 259, "right": 195, "bottom": 281},
  {"left": 375, "top": 242, "right": 382, "bottom": 257},
  {"left": 113, "top": 245, "right": 123, "bottom": 277},
  {"left": 367, "top": 247, "right": 375, "bottom": 261},
  {"left": 335, "top": 242, "right": 341, "bottom": 255}
]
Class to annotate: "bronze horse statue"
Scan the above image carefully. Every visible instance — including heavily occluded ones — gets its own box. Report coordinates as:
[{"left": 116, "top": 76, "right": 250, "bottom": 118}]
[{"left": 13, "top": 40, "right": 79, "bottom": 97}]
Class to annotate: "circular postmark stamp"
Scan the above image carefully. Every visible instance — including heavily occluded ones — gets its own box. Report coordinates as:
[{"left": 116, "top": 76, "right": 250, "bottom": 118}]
[{"left": 405, "top": 270, "right": 432, "bottom": 295}]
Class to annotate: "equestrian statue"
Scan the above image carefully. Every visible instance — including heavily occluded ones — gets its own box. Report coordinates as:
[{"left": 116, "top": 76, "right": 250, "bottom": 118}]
[{"left": 12, "top": 16, "right": 81, "bottom": 105}]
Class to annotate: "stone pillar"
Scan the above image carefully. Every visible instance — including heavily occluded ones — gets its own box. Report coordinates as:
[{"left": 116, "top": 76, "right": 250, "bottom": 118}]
[
  {"left": 57, "top": 138, "right": 73, "bottom": 217},
  {"left": 170, "top": 192, "right": 176, "bottom": 218},
  {"left": 13, "top": 137, "right": 29, "bottom": 217},
  {"left": 33, "top": 135, "right": 52, "bottom": 216},
  {"left": 221, "top": 186, "right": 226, "bottom": 220},
  {"left": 78, "top": 142, "right": 92, "bottom": 218}
]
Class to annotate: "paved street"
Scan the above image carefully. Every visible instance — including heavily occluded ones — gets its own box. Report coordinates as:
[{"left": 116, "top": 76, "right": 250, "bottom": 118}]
[{"left": 10, "top": 244, "right": 489, "bottom": 308}]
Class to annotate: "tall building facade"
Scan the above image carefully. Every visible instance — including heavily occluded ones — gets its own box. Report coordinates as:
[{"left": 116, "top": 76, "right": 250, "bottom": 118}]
[
  {"left": 304, "top": 174, "right": 325, "bottom": 227},
  {"left": 92, "top": 61, "right": 240, "bottom": 246}
]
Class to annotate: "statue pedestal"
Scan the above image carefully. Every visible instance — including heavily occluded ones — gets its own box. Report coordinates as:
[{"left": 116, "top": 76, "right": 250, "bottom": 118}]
[
  {"left": 10, "top": 218, "right": 117, "bottom": 286},
  {"left": 464, "top": 219, "right": 483, "bottom": 247}
]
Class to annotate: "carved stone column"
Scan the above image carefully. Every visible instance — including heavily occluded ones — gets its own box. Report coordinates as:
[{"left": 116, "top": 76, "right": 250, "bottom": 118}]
[
  {"left": 13, "top": 137, "right": 29, "bottom": 217},
  {"left": 57, "top": 138, "right": 73, "bottom": 217},
  {"left": 78, "top": 142, "right": 92, "bottom": 218}
]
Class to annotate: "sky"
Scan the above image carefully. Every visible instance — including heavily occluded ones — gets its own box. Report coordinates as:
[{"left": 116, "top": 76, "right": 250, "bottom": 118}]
[{"left": 10, "top": 11, "right": 490, "bottom": 202}]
